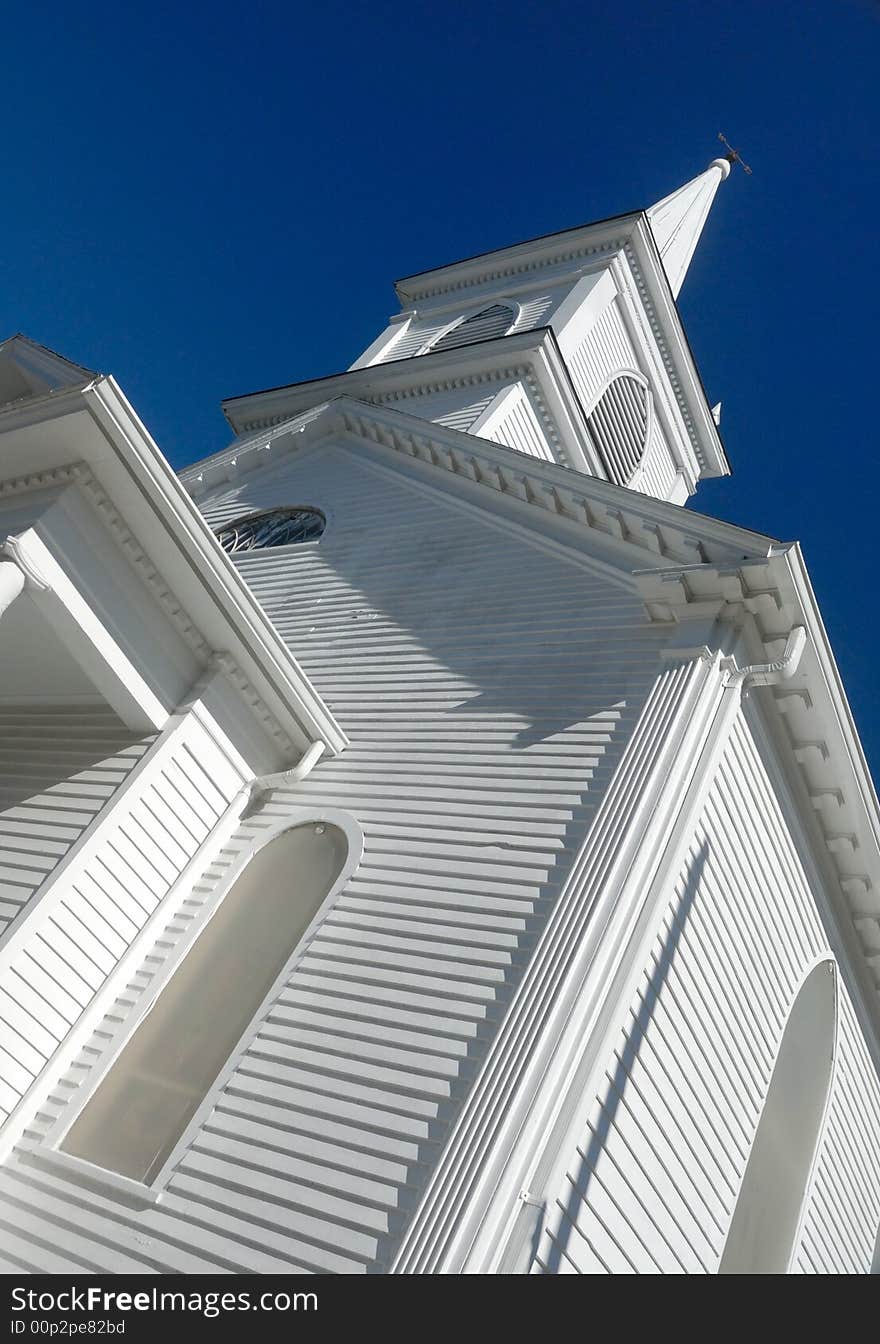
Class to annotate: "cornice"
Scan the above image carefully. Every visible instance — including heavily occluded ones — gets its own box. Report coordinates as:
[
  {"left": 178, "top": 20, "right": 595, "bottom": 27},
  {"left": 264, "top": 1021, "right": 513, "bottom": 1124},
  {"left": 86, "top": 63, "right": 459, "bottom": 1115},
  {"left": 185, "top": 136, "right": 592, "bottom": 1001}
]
[
  {"left": 619, "top": 235, "right": 726, "bottom": 478},
  {"left": 186, "top": 395, "right": 769, "bottom": 574},
  {"left": 0, "top": 462, "right": 79, "bottom": 498},
  {"left": 72, "top": 466, "right": 299, "bottom": 755},
  {"left": 368, "top": 360, "right": 576, "bottom": 469},
  {"left": 394, "top": 221, "right": 636, "bottom": 304},
  {"left": 80, "top": 379, "right": 347, "bottom": 757},
  {"left": 635, "top": 557, "right": 880, "bottom": 997}
]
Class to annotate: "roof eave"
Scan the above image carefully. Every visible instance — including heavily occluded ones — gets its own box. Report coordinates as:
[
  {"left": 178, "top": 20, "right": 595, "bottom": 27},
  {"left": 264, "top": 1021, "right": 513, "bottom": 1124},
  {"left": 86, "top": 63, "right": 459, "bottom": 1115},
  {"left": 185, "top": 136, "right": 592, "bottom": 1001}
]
[
  {"left": 0, "top": 379, "right": 346, "bottom": 758},
  {"left": 628, "top": 215, "right": 730, "bottom": 481}
]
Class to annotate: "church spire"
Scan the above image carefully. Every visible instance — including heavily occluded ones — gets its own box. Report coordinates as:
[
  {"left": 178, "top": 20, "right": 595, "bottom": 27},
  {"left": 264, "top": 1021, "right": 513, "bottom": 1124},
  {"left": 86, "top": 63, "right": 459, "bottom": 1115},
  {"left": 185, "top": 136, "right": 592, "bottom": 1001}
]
[{"left": 646, "top": 156, "right": 732, "bottom": 298}]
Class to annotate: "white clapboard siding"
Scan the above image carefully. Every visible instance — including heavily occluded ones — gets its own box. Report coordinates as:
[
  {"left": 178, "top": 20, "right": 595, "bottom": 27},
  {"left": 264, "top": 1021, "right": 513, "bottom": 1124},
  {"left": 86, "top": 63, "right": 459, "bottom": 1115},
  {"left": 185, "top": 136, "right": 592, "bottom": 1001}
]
[
  {"left": 0, "top": 706, "right": 153, "bottom": 940},
  {"left": 0, "top": 713, "right": 241, "bottom": 1128},
  {"left": 532, "top": 711, "right": 880, "bottom": 1274},
  {"left": 374, "top": 388, "right": 498, "bottom": 434},
  {"left": 379, "top": 318, "right": 448, "bottom": 361},
  {"left": 568, "top": 299, "right": 640, "bottom": 413},
  {"left": 483, "top": 386, "right": 555, "bottom": 462},
  {"left": 795, "top": 994, "right": 880, "bottom": 1273},
  {"left": 635, "top": 417, "right": 679, "bottom": 501},
  {"left": 7, "top": 439, "right": 666, "bottom": 1273}
]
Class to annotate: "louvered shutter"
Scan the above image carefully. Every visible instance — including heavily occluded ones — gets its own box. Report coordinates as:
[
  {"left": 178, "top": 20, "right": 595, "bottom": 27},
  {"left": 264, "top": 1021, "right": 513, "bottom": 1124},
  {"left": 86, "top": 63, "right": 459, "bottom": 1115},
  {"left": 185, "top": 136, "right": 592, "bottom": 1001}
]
[
  {"left": 428, "top": 303, "right": 515, "bottom": 353},
  {"left": 587, "top": 374, "right": 650, "bottom": 485}
]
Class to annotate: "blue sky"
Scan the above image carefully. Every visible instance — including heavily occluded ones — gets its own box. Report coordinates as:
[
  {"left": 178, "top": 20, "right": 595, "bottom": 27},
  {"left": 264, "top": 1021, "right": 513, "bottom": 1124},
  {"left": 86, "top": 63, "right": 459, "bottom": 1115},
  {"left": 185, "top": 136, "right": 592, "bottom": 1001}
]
[{"left": 3, "top": 0, "right": 879, "bottom": 767}]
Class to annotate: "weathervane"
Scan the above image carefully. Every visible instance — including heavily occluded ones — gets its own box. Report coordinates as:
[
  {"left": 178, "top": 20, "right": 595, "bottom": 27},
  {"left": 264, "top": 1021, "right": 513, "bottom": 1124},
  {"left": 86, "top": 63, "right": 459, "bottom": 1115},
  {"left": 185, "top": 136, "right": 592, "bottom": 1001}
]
[{"left": 718, "top": 132, "right": 752, "bottom": 175}]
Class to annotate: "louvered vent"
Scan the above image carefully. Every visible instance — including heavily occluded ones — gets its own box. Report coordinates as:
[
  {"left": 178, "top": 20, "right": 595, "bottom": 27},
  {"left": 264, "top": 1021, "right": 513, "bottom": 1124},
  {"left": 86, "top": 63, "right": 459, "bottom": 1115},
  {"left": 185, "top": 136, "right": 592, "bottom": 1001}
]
[
  {"left": 587, "top": 374, "right": 650, "bottom": 485},
  {"left": 428, "top": 303, "right": 515, "bottom": 353}
]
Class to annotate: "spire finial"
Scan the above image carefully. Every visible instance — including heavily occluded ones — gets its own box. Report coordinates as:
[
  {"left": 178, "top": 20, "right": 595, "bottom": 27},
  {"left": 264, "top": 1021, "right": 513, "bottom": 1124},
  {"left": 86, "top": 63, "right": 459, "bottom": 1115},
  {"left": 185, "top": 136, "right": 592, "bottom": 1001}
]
[{"left": 717, "top": 132, "right": 752, "bottom": 175}]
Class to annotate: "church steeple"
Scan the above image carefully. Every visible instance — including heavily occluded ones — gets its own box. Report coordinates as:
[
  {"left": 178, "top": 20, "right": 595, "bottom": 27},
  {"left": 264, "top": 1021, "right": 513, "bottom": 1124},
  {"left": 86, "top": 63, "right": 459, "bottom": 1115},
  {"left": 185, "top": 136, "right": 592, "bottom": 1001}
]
[{"left": 646, "top": 157, "right": 731, "bottom": 298}]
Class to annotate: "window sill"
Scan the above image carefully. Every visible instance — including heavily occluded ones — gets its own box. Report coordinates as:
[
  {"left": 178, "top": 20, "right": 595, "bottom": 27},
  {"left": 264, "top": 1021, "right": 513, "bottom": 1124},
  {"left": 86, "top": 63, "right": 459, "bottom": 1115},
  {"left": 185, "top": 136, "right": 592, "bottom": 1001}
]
[{"left": 14, "top": 1140, "right": 165, "bottom": 1209}]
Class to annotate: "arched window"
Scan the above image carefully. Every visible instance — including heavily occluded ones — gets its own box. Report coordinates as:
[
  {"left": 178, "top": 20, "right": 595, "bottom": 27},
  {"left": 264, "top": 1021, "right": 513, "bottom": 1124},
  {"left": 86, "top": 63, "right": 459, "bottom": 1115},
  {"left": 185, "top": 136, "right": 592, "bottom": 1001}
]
[
  {"left": 426, "top": 303, "right": 516, "bottom": 354},
  {"left": 59, "top": 822, "right": 348, "bottom": 1185},
  {"left": 215, "top": 506, "right": 325, "bottom": 554},
  {"left": 719, "top": 959, "right": 837, "bottom": 1274},
  {"left": 586, "top": 374, "right": 650, "bottom": 486}
]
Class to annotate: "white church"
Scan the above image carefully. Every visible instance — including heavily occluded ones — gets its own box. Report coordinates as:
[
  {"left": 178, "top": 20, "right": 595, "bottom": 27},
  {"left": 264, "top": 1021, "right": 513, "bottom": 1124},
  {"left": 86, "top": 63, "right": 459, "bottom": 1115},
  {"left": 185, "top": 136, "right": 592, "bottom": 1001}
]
[{"left": 0, "top": 153, "right": 879, "bottom": 1276}]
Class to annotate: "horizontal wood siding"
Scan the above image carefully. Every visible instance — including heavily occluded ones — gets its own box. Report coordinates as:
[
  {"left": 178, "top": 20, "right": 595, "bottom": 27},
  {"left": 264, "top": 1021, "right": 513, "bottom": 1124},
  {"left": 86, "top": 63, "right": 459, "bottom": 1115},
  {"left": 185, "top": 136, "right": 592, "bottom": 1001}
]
[
  {"left": 795, "top": 993, "right": 880, "bottom": 1273},
  {"left": 0, "top": 706, "right": 152, "bottom": 940},
  {"left": 636, "top": 419, "right": 678, "bottom": 501},
  {"left": 533, "top": 711, "right": 880, "bottom": 1274},
  {"left": 0, "top": 714, "right": 241, "bottom": 1128},
  {"left": 569, "top": 300, "right": 639, "bottom": 413},
  {"left": 375, "top": 389, "right": 497, "bottom": 433},
  {"left": 7, "top": 439, "right": 666, "bottom": 1272}
]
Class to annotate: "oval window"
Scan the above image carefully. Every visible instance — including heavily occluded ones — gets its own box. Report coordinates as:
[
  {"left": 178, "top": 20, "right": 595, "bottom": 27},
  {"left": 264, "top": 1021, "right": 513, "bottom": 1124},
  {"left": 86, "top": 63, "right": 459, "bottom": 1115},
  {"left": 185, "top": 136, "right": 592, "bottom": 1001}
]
[
  {"left": 215, "top": 506, "right": 325, "bottom": 554},
  {"left": 587, "top": 374, "right": 650, "bottom": 485}
]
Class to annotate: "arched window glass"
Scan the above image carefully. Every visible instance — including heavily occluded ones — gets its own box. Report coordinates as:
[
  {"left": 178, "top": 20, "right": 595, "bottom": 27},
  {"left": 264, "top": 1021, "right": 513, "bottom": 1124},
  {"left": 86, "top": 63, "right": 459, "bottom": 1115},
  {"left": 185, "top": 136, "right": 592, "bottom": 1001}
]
[
  {"left": 60, "top": 822, "right": 347, "bottom": 1185},
  {"left": 719, "top": 960, "right": 836, "bottom": 1274},
  {"left": 586, "top": 374, "right": 650, "bottom": 486},
  {"left": 428, "top": 303, "right": 515, "bottom": 354},
  {"left": 215, "top": 506, "right": 325, "bottom": 554}
]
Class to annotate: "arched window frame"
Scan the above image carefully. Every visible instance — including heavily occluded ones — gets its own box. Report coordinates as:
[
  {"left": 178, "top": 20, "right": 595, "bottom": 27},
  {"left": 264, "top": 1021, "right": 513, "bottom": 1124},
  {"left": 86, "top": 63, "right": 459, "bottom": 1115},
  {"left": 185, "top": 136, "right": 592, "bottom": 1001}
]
[
  {"left": 416, "top": 299, "right": 520, "bottom": 356},
  {"left": 719, "top": 954, "right": 839, "bottom": 1274},
  {"left": 213, "top": 505, "right": 327, "bottom": 555},
  {"left": 33, "top": 807, "right": 363, "bottom": 1207},
  {"left": 584, "top": 368, "right": 653, "bottom": 487},
  {"left": 781, "top": 956, "right": 840, "bottom": 1274}
]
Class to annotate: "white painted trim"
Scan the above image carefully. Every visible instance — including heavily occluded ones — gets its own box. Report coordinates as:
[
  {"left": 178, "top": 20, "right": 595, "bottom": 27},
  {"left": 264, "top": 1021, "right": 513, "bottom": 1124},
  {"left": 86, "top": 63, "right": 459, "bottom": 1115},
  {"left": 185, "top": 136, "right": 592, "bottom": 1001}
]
[
  {"left": 349, "top": 313, "right": 413, "bottom": 370},
  {"left": 484, "top": 644, "right": 745, "bottom": 1274},
  {"left": 0, "top": 382, "right": 346, "bottom": 756},
  {"left": 551, "top": 269, "right": 617, "bottom": 361},
  {"left": 469, "top": 385, "right": 523, "bottom": 440},
  {"left": 10, "top": 528, "right": 169, "bottom": 732},
  {"left": 13, "top": 1144, "right": 165, "bottom": 1210}
]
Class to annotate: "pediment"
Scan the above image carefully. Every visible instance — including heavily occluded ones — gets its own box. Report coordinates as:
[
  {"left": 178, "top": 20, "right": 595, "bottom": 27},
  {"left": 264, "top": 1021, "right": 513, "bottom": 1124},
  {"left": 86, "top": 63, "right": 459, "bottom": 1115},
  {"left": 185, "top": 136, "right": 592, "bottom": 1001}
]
[{"left": 0, "top": 335, "right": 95, "bottom": 412}]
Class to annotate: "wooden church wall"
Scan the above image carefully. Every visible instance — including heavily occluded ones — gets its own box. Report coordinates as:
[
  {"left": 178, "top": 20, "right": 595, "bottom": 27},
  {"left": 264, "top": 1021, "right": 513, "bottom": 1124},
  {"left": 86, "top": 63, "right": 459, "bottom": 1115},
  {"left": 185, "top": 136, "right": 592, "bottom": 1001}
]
[
  {"left": 532, "top": 710, "right": 880, "bottom": 1274},
  {"left": 0, "top": 438, "right": 670, "bottom": 1272},
  {"left": 0, "top": 710, "right": 243, "bottom": 1134},
  {"left": 479, "top": 385, "right": 557, "bottom": 462},
  {"left": 0, "top": 705, "right": 152, "bottom": 943},
  {"left": 371, "top": 387, "right": 499, "bottom": 434}
]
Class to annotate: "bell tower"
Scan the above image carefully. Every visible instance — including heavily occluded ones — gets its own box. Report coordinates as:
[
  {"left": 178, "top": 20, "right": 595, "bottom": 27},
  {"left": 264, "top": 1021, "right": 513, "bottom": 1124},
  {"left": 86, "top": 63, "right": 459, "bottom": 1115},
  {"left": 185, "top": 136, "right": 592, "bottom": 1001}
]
[
  {"left": 222, "top": 157, "right": 734, "bottom": 505},
  {"left": 348, "top": 157, "right": 733, "bottom": 503}
]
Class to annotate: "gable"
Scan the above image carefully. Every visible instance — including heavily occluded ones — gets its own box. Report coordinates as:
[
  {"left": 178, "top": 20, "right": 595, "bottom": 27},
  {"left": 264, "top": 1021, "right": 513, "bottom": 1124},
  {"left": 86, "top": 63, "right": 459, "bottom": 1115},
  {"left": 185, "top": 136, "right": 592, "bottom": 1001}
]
[{"left": 0, "top": 335, "right": 94, "bottom": 411}]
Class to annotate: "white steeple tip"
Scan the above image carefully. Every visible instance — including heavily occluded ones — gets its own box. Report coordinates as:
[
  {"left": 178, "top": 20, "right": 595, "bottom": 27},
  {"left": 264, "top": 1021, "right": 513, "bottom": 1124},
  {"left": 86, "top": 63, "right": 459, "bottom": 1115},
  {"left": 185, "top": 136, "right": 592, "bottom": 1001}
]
[
  {"left": 711, "top": 401, "right": 722, "bottom": 426},
  {"left": 646, "top": 158, "right": 731, "bottom": 299}
]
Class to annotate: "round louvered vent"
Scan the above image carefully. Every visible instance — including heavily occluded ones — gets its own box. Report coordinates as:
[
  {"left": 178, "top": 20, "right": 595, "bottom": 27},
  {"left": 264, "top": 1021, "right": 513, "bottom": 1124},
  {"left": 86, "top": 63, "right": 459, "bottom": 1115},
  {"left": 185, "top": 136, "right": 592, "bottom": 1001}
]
[
  {"left": 428, "top": 303, "right": 515, "bottom": 353},
  {"left": 586, "top": 374, "right": 650, "bottom": 485},
  {"left": 215, "top": 507, "right": 325, "bottom": 554}
]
